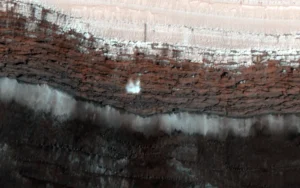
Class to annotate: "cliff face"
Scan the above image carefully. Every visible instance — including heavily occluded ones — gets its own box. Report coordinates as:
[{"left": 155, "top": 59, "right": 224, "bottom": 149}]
[
  {"left": 2, "top": 1, "right": 300, "bottom": 187},
  {"left": 2, "top": 1, "right": 300, "bottom": 117}
]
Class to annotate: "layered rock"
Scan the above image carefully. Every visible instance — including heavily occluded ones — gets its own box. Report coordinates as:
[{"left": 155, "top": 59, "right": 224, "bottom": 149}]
[
  {"left": 2, "top": 0, "right": 300, "bottom": 187},
  {"left": 4, "top": 0, "right": 300, "bottom": 65}
]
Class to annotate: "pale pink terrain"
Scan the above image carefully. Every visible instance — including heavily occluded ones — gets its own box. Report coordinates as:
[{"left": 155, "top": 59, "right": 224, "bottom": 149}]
[{"left": 17, "top": 0, "right": 300, "bottom": 47}]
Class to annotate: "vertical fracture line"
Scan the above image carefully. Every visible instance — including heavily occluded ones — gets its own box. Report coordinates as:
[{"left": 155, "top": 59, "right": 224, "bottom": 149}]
[{"left": 144, "top": 23, "right": 147, "bottom": 42}]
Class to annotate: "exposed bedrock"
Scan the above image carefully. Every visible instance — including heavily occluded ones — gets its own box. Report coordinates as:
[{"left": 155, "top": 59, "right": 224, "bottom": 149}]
[{"left": 1, "top": 2, "right": 300, "bottom": 117}]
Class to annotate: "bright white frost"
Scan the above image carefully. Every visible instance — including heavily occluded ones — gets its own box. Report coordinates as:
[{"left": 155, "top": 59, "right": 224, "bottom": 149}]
[
  {"left": 1, "top": 78, "right": 300, "bottom": 138},
  {"left": 126, "top": 79, "right": 141, "bottom": 94}
]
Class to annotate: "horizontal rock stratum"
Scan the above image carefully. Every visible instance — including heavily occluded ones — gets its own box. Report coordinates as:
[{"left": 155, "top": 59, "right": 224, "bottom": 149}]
[{"left": 3, "top": 0, "right": 300, "bottom": 64}]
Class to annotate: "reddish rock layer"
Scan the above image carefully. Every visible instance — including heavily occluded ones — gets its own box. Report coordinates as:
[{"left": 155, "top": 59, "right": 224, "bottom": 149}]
[{"left": 1, "top": 4, "right": 300, "bottom": 118}]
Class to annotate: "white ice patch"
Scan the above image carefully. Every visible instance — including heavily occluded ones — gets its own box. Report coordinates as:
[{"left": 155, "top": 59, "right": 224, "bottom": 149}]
[{"left": 125, "top": 79, "right": 141, "bottom": 94}]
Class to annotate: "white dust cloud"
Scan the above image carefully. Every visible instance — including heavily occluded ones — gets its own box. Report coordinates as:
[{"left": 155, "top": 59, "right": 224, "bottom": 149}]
[{"left": 126, "top": 79, "right": 141, "bottom": 94}]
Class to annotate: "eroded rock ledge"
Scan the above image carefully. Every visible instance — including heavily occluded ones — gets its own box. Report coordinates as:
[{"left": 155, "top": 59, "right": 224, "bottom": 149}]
[{"left": 1, "top": 1, "right": 300, "bottom": 117}]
